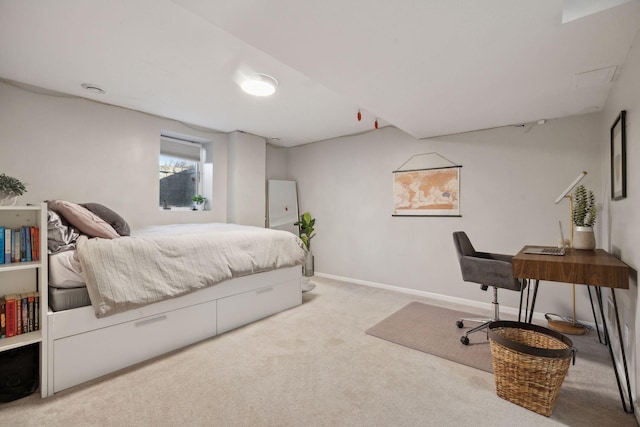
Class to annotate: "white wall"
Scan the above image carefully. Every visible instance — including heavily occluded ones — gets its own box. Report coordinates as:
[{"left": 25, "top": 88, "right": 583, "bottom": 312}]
[
  {"left": 600, "top": 26, "right": 640, "bottom": 415},
  {"left": 266, "top": 144, "right": 289, "bottom": 180},
  {"left": 288, "top": 115, "right": 603, "bottom": 320},
  {"left": 227, "top": 131, "right": 266, "bottom": 227},
  {"left": 0, "top": 81, "right": 230, "bottom": 230}
]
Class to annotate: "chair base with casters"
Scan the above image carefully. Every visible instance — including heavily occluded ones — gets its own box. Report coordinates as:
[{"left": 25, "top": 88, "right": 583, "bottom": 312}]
[
  {"left": 456, "top": 288, "right": 500, "bottom": 345},
  {"left": 452, "top": 231, "right": 527, "bottom": 345}
]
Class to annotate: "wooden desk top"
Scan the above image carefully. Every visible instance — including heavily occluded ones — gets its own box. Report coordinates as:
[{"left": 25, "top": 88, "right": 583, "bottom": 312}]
[{"left": 513, "top": 247, "right": 629, "bottom": 289}]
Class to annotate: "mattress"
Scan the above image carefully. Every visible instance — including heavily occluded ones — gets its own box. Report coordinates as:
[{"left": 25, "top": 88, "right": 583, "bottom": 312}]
[
  {"left": 48, "top": 250, "right": 89, "bottom": 311},
  {"left": 49, "top": 285, "right": 91, "bottom": 312}
]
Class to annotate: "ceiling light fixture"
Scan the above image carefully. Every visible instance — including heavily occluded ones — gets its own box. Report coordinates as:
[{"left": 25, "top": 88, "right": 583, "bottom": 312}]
[
  {"left": 81, "top": 83, "right": 105, "bottom": 94},
  {"left": 240, "top": 73, "right": 278, "bottom": 97}
]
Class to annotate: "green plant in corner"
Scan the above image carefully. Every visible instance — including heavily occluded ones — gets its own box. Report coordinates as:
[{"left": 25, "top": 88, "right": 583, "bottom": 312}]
[
  {"left": 0, "top": 173, "right": 27, "bottom": 196},
  {"left": 294, "top": 212, "right": 316, "bottom": 251},
  {"left": 572, "top": 185, "right": 597, "bottom": 227}
]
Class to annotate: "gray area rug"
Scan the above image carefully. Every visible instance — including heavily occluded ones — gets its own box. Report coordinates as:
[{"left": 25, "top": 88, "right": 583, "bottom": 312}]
[{"left": 366, "top": 301, "right": 494, "bottom": 373}]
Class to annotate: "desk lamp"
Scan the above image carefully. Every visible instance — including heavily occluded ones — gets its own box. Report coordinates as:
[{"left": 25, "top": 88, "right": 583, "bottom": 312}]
[{"left": 551, "top": 171, "right": 587, "bottom": 335}]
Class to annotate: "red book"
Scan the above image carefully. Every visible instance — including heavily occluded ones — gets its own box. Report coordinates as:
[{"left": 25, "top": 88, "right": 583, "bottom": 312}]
[
  {"left": 5, "top": 295, "right": 16, "bottom": 338},
  {"left": 16, "top": 295, "right": 22, "bottom": 335},
  {"left": 34, "top": 226, "right": 40, "bottom": 261},
  {"left": 30, "top": 227, "right": 36, "bottom": 261}
]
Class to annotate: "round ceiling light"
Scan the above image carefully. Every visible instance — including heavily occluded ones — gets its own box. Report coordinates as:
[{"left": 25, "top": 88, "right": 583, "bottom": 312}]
[{"left": 240, "top": 73, "right": 278, "bottom": 97}]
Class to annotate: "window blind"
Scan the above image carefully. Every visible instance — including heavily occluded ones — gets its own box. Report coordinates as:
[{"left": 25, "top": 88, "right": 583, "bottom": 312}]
[{"left": 160, "top": 136, "right": 201, "bottom": 161}]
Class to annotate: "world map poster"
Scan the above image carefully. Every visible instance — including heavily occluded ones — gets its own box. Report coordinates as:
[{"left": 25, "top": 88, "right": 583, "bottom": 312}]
[{"left": 392, "top": 167, "right": 460, "bottom": 216}]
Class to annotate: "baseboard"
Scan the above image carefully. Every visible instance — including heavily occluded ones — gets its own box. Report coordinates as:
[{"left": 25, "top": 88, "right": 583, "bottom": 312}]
[{"left": 315, "top": 272, "right": 596, "bottom": 329}]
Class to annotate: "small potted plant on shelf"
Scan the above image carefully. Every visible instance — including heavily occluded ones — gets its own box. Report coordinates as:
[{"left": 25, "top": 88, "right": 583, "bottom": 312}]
[
  {"left": 0, "top": 173, "right": 27, "bottom": 207},
  {"left": 294, "top": 212, "right": 316, "bottom": 278},
  {"left": 572, "top": 184, "right": 597, "bottom": 250},
  {"left": 192, "top": 195, "right": 206, "bottom": 211}
]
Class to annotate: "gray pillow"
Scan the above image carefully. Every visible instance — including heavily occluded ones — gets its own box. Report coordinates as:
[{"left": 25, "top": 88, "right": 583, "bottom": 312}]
[{"left": 81, "top": 203, "right": 131, "bottom": 236}]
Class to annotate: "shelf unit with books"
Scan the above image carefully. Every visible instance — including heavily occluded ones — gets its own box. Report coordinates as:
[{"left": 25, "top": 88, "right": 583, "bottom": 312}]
[{"left": 0, "top": 203, "right": 48, "bottom": 398}]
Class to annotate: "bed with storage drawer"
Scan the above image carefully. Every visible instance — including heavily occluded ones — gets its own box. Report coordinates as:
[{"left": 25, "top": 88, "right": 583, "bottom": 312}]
[{"left": 45, "top": 201, "right": 305, "bottom": 396}]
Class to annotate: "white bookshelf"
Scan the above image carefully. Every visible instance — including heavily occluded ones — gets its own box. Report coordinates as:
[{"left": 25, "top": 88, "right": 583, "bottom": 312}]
[{"left": 0, "top": 203, "right": 48, "bottom": 398}]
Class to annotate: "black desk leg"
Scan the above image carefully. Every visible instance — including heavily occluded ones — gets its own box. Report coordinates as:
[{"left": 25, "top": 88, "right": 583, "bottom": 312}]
[
  {"left": 586, "top": 285, "right": 605, "bottom": 345},
  {"left": 595, "top": 287, "right": 634, "bottom": 414},
  {"left": 527, "top": 279, "right": 539, "bottom": 324},
  {"left": 518, "top": 279, "right": 527, "bottom": 322}
]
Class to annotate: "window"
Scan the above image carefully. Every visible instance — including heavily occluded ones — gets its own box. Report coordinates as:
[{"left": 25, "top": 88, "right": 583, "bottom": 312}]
[{"left": 159, "top": 136, "right": 202, "bottom": 210}]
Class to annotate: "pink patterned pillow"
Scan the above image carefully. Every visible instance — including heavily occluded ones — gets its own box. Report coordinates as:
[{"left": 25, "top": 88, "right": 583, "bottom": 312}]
[{"left": 48, "top": 200, "right": 119, "bottom": 239}]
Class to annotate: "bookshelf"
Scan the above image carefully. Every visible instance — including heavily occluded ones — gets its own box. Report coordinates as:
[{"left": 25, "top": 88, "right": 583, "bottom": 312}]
[{"left": 0, "top": 203, "right": 48, "bottom": 397}]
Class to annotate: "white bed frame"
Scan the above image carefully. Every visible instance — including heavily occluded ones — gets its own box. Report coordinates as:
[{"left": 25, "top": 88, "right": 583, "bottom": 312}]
[{"left": 45, "top": 266, "right": 302, "bottom": 396}]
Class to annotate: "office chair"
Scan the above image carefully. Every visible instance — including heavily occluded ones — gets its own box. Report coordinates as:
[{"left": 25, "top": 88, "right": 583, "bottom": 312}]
[{"left": 452, "top": 231, "right": 526, "bottom": 345}]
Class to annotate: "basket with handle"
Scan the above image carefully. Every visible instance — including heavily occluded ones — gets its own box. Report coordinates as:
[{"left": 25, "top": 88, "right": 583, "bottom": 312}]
[{"left": 488, "top": 321, "right": 576, "bottom": 416}]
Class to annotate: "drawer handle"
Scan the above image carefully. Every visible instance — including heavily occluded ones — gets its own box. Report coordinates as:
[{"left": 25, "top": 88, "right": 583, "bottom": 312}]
[
  {"left": 256, "top": 287, "right": 274, "bottom": 295},
  {"left": 135, "top": 315, "right": 167, "bottom": 327}
]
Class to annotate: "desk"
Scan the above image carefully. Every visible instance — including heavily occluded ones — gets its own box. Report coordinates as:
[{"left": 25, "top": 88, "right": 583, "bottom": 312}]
[{"left": 513, "top": 247, "right": 633, "bottom": 413}]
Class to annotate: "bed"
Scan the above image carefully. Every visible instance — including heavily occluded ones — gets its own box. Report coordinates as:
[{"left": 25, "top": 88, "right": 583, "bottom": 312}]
[{"left": 45, "top": 201, "right": 306, "bottom": 396}]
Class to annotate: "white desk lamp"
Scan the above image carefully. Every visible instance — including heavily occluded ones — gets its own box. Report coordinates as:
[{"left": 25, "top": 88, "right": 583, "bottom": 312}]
[{"left": 550, "top": 171, "right": 587, "bottom": 335}]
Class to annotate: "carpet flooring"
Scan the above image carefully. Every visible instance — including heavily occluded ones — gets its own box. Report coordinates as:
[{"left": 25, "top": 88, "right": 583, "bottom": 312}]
[
  {"left": 366, "top": 301, "right": 494, "bottom": 373},
  {"left": 1, "top": 277, "right": 636, "bottom": 426}
]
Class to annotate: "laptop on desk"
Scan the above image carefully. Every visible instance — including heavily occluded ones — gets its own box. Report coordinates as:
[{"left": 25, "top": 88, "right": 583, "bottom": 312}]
[{"left": 523, "top": 221, "right": 566, "bottom": 256}]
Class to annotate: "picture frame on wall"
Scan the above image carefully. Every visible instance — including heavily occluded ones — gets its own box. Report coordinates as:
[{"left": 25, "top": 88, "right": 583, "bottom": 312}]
[
  {"left": 392, "top": 166, "right": 461, "bottom": 217},
  {"left": 610, "top": 110, "right": 627, "bottom": 201}
]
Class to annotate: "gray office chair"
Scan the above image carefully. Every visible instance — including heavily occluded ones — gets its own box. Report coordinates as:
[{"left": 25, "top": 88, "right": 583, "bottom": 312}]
[{"left": 452, "top": 231, "right": 526, "bottom": 345}]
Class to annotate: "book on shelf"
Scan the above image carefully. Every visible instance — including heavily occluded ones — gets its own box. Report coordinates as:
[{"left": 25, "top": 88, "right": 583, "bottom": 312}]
[
  {"left": 4, "top": 227, "right": 11, "bottom": 264},
  {"left": 19, "top": 227, "right": 25, "bottom": 262},
  {"left": 0, "top": 225, "right": 40, "bottom": 265},
  {"left": 0, "top": 297, "right": 5, "bottom": 338},
  {"left": 34, "top": 293, "right": 39, "bottom": 332},
  {"left": 32, "top": 226, "right": 39, "bottom": 261},
  {"left": 21, "top": 294, "right": 28, "bottom": 334},
  {"left": 27, "top": 292, "right": 34, "bottom": 333},
  {"left": 5, "top": 294, "right": 16, "bottom": 338},
  {"left": 12, "top": 228, "right": 19, "bottom": 263},
  {"left": 16, "top": 293, "right": 22, "bottom": 335},
  {"left": 0, "top": 292, "right": 39, "bottom": 339},
  {"left": 25, "top": 226, "right": 31, "bottom": 262}
]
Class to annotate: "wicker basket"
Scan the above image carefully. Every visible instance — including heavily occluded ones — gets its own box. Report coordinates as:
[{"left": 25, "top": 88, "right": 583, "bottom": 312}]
[{"left": 488, "top": 321, "right": 575, "bottom": 417}]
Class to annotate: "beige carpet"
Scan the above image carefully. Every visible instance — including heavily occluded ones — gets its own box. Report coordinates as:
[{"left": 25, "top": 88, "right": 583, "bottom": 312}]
[
  {"left": 366, "top": 301, "right": 494, "bottom": 373},
  {"left": 0, "top": 277, "right": 636, "bottom": 426}
]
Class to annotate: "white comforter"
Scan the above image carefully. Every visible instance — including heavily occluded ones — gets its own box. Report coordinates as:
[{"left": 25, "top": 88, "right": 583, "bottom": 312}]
[{"left": 76, "top": 223, "right": 306, "bottom": 318}]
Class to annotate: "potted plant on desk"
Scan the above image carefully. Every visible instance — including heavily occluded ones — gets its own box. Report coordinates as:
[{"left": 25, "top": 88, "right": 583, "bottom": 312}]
[{"left": 571, "top": 185, "right": 596, "bottom": 250}]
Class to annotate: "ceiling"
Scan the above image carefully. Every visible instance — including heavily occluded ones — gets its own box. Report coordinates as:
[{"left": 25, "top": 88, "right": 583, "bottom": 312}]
[{"left": 1, "top": 1, "right": 639, "bottom": 148}]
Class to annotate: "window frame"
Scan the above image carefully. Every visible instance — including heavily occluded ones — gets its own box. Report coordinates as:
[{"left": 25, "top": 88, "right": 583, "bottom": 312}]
[{"left": 159, "top": 135, "right": 204, "bottom": 211}]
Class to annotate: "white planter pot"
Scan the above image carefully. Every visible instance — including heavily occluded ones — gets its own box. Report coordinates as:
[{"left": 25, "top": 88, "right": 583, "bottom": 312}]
[
  {"left": 303, "top": 251, "right": 314, "bottom": 277},
  {"left": 0, "top": 193, "right": 17, "bottom": 207},
  {"left": 573, "top": 226, "right": 595, "bottom": 250}
]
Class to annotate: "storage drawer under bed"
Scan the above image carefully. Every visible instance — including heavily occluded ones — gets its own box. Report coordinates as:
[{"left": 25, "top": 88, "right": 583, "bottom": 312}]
[
  {"left": 52, "top": 298, "right": 217, "bottom": 393},
  {"left": 217, "top": 278, "right": 301, "bottom": 334}
]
